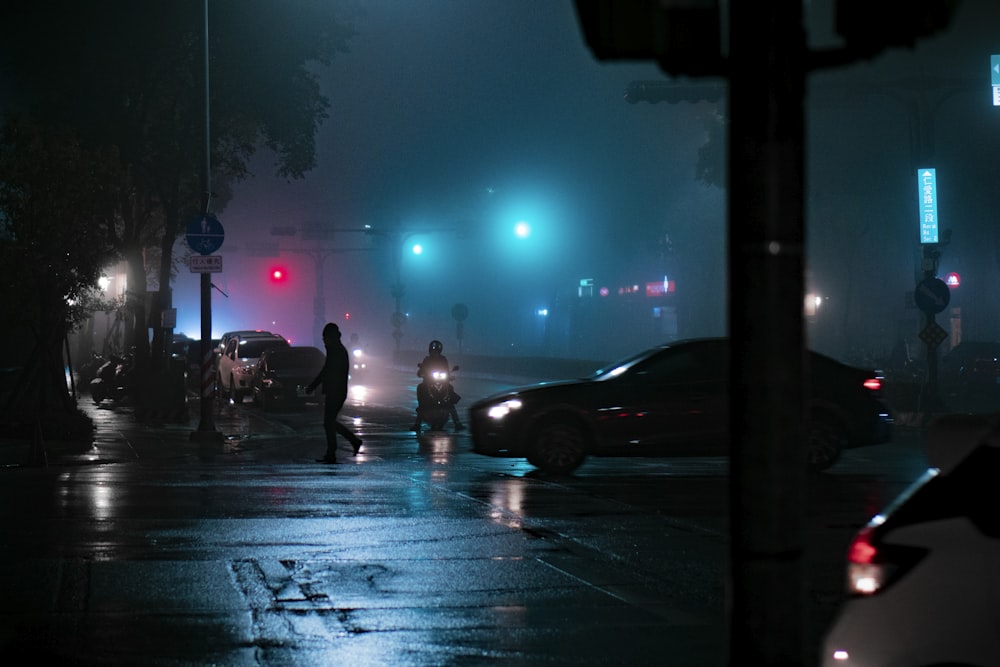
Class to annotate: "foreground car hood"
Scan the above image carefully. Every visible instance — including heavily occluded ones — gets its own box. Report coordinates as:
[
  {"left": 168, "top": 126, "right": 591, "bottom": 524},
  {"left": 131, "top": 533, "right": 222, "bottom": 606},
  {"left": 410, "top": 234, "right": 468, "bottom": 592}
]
[{"left": 471, "top": 379, "right": 589, "bottom": 407}]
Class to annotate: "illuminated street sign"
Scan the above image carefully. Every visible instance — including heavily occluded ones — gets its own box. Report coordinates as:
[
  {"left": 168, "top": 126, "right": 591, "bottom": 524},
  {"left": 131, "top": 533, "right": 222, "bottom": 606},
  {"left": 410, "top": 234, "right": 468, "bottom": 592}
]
[
  {"left": 917, "top": 168, "right": 938, "bottom": 244},
  {"left": 992, "top": 54, "right": 1000, "bottom": 106}
]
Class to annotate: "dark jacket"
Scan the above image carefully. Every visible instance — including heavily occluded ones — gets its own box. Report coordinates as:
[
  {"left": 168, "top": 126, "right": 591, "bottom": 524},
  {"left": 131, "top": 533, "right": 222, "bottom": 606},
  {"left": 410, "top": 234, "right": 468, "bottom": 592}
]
[
  {"left": 418, "top": 353, "right": 450, "bottom": 378},
  {"left": 308, "top": 342, "right": 349, "bottom": 399}
]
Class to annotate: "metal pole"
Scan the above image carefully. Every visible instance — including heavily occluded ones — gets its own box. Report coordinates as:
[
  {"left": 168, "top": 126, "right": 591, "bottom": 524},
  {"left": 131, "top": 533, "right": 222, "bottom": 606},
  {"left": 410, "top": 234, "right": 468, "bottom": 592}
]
[{"left": 193, "top": 0, "right": 220, "bottom": 440}]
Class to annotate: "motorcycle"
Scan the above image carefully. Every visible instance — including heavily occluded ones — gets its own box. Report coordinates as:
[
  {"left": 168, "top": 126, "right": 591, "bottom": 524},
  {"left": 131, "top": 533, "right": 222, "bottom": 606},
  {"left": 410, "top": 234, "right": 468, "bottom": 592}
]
[
  {"left": 350, "top": 345, "right": 367, "bottom": 378},
  {"left": 90, "top": 352, "right": 133, "bottom": 404},
  {"left": 416, "top": 363, "right": 460, "bottom": 431}
]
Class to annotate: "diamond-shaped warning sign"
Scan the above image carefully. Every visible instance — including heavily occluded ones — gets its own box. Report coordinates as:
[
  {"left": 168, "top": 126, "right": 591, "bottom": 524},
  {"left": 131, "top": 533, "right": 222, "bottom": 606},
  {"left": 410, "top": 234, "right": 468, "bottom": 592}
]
[{"left": 919, "top": 321, "right": 948, "bottom": 348}]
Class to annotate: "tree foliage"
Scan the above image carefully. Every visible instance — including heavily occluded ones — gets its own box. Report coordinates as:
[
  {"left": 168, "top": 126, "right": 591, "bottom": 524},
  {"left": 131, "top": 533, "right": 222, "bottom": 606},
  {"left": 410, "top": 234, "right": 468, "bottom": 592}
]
[
  {"left": 0, "top": 0, "right": 358, "bottom": 422},
  {"left": 0, "top": 117, "right": 122, "bottom": 327}
]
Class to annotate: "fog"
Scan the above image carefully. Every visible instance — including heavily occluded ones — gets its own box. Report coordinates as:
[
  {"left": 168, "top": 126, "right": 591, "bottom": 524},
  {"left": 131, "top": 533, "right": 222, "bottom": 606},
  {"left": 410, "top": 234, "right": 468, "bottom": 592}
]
[{"left": 170, "top": 0, "right": 1000, "bottom": 367}]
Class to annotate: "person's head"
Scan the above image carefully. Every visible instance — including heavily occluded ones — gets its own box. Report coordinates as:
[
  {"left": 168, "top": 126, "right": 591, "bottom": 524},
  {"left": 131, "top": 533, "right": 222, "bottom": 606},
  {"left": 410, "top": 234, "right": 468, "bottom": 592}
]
[
  {"left": 428, "top": 339, "right": 443, "bottom": 355},
  {"left": 322, "top": 323, "right": 341, "bottom": 346}
]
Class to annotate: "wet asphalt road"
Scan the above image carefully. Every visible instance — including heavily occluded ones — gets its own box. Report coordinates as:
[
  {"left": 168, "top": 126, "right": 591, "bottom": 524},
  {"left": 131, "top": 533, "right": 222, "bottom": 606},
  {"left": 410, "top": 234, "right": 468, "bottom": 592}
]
[{"left": 0, "top": 367, "right": 929, "bottom": 665}]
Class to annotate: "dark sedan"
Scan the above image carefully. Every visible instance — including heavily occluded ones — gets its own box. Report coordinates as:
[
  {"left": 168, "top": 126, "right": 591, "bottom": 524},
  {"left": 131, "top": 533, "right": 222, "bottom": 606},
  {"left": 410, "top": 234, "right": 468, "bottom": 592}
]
[
  {"left": 469, "top": 338, "right": 893, "bottom": 474},
  {"left": 250, "top": 346, "right": 326, "bottom": 410}
]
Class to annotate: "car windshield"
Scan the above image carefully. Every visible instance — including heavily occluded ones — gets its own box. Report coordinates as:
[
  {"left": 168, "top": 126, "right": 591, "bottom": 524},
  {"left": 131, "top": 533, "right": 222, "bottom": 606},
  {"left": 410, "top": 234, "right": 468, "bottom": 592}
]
[
  {"left": 589, "top": 346, "right": 667, "bottom": 381},
  {"left": 238, "top": 338, "right": 289, "bottom": 359}
]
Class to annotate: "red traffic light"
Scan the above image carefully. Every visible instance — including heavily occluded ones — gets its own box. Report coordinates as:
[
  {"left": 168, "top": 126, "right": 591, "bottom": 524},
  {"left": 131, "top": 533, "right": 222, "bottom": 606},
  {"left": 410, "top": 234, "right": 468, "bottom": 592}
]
[
  {"left": 944, "top": 272, "right": 960, "bottom": 288},
  {"left": 269, "top": 266, "right": 287, "bottom": 283}
]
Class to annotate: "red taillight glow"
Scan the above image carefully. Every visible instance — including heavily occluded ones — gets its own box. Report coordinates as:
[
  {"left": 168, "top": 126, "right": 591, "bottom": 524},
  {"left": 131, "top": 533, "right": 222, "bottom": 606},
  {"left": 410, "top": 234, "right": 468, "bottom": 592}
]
[
  {"left": 863, "top": 377, "right": 882, "bottom": 391},
  {"left": 846, "top": 522, "right": 895, "bottom": 595},
  {"left": 847, "top": 526, "right": 877, "bottom": 564}
]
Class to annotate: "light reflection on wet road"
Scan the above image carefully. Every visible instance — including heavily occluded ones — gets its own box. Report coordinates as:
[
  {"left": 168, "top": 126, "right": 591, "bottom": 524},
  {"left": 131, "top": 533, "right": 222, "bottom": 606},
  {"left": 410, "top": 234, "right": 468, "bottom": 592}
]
[{"left": 0, "top": 365, "right": 928, "bottom": 665}]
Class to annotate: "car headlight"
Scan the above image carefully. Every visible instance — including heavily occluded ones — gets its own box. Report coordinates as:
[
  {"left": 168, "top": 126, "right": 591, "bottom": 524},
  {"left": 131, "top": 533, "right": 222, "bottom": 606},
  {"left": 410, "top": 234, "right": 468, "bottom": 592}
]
[{"left": 487, "top": 399, "right": 522, "bottom": 420}]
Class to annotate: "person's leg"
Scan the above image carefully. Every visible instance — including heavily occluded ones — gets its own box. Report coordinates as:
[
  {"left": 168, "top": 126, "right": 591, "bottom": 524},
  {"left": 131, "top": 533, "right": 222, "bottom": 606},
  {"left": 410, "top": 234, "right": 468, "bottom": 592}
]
[
  {"left": 334, "top": 421, "right": 362, "bottom": 454},
  {"left": 318, "top": 396, "right": 338, "bottom": 462},
  {"left": 331, "top": 397, "right": 362, "bottom": 454}
]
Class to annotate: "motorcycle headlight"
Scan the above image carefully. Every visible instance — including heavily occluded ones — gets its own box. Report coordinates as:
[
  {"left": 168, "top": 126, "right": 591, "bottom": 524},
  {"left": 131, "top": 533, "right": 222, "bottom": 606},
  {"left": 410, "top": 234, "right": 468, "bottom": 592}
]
[
  {"left": 487, "top": 399, "right": 522, "bottom": 420},
  {"left": 431, "top": 370, "right": 448, "bottom": 381}
]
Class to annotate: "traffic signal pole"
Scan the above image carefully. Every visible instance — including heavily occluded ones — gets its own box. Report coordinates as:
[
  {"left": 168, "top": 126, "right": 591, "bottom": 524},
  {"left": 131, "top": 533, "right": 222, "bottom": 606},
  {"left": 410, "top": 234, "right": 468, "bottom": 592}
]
[
  {"left": 574, "top": 1, "right": 957, "bottom": 662},
  {"left": 727, "top": 2, "right": 808, "bottom": 663}
]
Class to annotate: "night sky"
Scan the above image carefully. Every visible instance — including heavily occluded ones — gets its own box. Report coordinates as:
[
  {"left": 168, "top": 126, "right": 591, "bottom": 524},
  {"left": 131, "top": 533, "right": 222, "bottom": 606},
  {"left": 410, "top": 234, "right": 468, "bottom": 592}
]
[
  {"left": 6, "top": 1, "right": 1000, "bottom": 363},
  {"left": 171, "top": 0, "right": 722, "bottom": 359}
]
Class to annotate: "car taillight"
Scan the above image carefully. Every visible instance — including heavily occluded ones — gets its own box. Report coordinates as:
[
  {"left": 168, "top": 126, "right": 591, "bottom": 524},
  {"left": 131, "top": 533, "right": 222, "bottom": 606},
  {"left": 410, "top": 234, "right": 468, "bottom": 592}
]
[
  {"left": 846, "top": 525, "right": 886, "bottom": 594},
  {"left": 845, "top": 520, "right": 927, "bottom": 596},
  {"left": 863, "top": 377, "right": 882, "bottom": 391}
]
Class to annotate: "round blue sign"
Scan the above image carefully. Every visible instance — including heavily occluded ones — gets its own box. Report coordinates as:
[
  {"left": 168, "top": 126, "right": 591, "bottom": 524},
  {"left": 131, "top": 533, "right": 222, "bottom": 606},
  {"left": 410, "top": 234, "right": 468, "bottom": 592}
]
[
  {"left": 186, "top": 215, "right": 225, "bottom": 255},
  {"left": 914, "top": 277, "right": 950, "bottom": 314}
]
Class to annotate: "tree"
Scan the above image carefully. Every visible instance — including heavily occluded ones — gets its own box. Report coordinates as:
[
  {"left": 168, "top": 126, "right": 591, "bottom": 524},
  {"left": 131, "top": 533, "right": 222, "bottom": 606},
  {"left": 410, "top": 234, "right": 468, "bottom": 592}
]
[
  {"left": 0, "top": 0, "right": 358, "bottom": 419},
  {"left": 0, "top": 116, "right": 123, "bottom": 433}
]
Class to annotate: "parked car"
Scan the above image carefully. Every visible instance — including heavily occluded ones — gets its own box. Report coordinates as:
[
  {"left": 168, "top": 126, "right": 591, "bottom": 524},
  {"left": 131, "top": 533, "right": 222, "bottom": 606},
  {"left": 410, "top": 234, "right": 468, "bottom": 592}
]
[
  {"left": 216, "top": 332, "right": 289, "bottom": 403},
  {"left": 940, "top": 340, "right": 1000, "bottom": 399},
  {"left": 251, "top": 346, "right": 326, "bottom": 410},
  {"left": 821, "top": 413, "right": 1000, "bottom": 666},
  {"left": 215, "top": 330, "right": 276, "bottom": 367},
  {"left": 469, "top": 338, "right": 892, "bottom": 474}
]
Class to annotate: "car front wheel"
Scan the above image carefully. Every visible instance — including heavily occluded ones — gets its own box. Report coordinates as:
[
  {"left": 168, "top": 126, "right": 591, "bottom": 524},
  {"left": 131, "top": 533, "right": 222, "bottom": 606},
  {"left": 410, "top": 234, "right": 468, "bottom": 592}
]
[
  {"left": 527, "top": 419, "right": 587, "bottom": 474},
  {"left": 806, "top": 418, "right": 844, "bottom": 473}
]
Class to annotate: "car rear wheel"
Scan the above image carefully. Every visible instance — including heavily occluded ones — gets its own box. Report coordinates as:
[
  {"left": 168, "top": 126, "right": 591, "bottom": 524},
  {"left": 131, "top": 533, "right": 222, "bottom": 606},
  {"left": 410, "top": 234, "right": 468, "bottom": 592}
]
[
  {"left": 806, "top": 417, "right": 845, "bottom": 473},
  {"left": 527, "top": 419, "right": 587, "bottom": 474}
]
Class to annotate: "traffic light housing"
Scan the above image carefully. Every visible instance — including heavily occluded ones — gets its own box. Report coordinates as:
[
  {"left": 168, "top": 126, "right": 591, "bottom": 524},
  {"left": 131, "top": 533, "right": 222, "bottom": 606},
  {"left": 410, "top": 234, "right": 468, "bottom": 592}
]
[{"left": 574, "top": 0, "right": 724, "bottom": 77}]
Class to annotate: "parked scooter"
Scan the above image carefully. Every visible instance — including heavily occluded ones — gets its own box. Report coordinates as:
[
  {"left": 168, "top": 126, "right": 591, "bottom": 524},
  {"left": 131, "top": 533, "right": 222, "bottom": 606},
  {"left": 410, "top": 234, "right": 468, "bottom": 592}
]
[
  {"left": 90, "top": 352, "right": 133, "bottom": 404},
  {"left": 415, "top": 363, "right": 461, "bottom": 431},
  {"left": 78, "top": 351, "right": 106, "bottom": 385}
]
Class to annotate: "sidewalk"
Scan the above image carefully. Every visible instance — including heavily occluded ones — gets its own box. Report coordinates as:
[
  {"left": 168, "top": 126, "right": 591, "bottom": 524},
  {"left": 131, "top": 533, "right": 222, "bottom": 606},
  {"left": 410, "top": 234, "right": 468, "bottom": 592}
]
[{"left": 0, "top": 395, "right": 288, "bottom": 469}]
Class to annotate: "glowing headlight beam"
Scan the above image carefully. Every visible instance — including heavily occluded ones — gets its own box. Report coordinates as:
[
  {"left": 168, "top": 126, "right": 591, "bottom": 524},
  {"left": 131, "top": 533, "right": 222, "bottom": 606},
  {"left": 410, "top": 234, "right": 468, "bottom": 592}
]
[{"left": 488, "top": 399, "right": 522, "bottom": 420}]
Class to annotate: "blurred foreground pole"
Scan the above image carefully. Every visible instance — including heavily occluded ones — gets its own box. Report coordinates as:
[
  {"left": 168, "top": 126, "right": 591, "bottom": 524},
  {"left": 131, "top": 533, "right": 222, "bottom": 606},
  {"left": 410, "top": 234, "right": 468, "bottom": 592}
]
[
  {"left": 575, "top": 2, "right": 958, "bottom": 663},
  {"left": 573, "top": 0, "right": 808, "bottom": 662},
  {"left": 727, "top": 1, "right": 808, "bottom": 664}
]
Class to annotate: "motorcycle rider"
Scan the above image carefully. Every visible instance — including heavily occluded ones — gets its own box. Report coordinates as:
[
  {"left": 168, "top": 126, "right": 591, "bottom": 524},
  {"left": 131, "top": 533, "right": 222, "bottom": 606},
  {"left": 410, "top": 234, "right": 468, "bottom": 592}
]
[{"left": 413, "top": 339, "right": 464, "bottom": 432}]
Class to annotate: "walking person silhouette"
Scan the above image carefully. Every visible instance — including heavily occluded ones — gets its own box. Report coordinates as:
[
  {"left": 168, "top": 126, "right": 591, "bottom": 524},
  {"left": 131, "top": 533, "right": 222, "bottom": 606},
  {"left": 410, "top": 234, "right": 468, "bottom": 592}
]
[{"left": 306, "top": 323, "right": 362, "bottom": 463}]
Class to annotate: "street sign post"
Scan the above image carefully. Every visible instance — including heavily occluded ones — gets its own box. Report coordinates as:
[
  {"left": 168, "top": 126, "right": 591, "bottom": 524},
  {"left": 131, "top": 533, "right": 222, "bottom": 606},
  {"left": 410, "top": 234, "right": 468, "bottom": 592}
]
[
  {"left": 992, "top": 54, "right": 1000, "bottom": 106},
  {"left": 186, "top": 215, "right": 225, "bottom": 255},
  {"left": 917, "top": 168, "right": 938, "bottom": 244},
  {"left": 914, "top": 276, "right": 951, "bottom": 314},
  {"left": 190, "top": 255, "right": 222, "bottom": 273}
]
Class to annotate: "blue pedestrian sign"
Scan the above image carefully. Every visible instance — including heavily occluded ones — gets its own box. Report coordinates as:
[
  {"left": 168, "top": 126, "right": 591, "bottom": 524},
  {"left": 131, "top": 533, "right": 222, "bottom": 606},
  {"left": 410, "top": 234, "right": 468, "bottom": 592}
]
[
  {"left": 917, "top": 168, "right": 938, "bottom": 244},
  {"left": 186, "top": 215, "right": 225, "bottom": 255}
]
